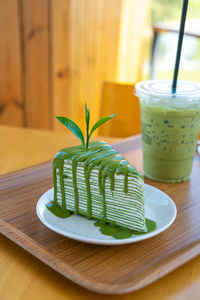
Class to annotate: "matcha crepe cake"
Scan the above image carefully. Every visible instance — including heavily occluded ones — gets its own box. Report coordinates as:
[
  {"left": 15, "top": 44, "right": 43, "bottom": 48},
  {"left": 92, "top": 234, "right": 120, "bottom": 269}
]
[{"left": 50, "top": 104, "right": 147, "bottom": 233}]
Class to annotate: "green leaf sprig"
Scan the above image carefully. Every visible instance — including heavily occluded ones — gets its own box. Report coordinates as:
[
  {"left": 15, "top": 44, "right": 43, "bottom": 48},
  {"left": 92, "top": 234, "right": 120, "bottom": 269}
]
[
  {"left": 85, "top": 103, "right": 90, "bottom": 149},
  {"left": 55, "top": 116, "right": 85, "bottom": 148},
  {"left": 55, "top": 103, "right": 116, "bottom": 149}
]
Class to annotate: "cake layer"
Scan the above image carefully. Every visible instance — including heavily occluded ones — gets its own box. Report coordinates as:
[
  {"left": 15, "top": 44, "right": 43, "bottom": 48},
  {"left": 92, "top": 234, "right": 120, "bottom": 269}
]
[{"left": 53, "top": 141, "right": 146, "bottom": 232}]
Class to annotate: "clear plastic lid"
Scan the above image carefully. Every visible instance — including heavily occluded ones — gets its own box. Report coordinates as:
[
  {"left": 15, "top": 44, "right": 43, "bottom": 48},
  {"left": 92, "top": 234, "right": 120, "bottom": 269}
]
[{"left": 135, "top": 80, "right": 200, "bottom": 102}]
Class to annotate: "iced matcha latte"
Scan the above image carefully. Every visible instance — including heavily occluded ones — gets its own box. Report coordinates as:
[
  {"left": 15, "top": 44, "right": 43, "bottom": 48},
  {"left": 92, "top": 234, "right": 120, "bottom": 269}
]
[{"left": 135, "top": 80, "right": 200, "bottom": 182}]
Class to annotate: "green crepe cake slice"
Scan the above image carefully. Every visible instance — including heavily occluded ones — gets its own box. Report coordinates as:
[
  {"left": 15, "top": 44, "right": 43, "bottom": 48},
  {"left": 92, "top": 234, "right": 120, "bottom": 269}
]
[
  {"left": 53, "top": 141, "right": 146, "bottom": 232},
  {"left": 49, "top": 103, "right": 147, "bottom": 234}
]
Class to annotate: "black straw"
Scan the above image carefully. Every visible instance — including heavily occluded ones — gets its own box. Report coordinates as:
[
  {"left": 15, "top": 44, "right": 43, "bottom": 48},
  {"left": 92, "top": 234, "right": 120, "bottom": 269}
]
[{"left": 172, "top": 0, "right": 189, "bottom": 93}]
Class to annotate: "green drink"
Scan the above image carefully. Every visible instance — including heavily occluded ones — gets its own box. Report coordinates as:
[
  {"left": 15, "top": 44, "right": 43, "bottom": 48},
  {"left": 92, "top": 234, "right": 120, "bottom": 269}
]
[{"left": 135, "top": 80, "right": 200, "bottom": 183}]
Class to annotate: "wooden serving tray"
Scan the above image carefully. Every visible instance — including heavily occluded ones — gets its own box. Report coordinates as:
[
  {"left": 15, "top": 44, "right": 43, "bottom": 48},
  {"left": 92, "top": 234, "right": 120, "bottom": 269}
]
[{"left": 0, "top": 136, "right": 200, "bottom": 294}]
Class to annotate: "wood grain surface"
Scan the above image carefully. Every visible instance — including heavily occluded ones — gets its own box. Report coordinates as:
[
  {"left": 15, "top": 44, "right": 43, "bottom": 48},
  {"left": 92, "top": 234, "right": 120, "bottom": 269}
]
[
  {"left": 22, "top": 0, "right": 51, "bottom": 129},
  {"left": 0, "top": 0, "right": 24, "bottom": 127},
  {"left": 0, "top": 134, "right": 200, "bottom": 294},
  {"left": 0, "top": 126, "right": 199, "bottom": 299},
  {"left": 0, "top": 0, "right": 151, "bottom": 134}
]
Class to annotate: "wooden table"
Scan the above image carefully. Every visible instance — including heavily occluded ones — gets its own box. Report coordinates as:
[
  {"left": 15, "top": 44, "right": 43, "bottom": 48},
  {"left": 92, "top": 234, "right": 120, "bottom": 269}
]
[{"left": 0, "top": 125, "right": 199, "bottom": 300}]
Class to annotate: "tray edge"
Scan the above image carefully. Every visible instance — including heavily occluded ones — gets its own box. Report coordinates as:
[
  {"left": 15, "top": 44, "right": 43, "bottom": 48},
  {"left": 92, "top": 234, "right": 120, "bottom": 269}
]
[{"left": 0, "top": 217, "right": 199, "bottom": 295}]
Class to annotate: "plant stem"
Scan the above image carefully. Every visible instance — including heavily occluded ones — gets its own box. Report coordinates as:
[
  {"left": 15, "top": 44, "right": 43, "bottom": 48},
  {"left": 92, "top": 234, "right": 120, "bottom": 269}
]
[
  {"left": 86, "top": 132, "right": 89, "bottom": 149},
  {"left": 86, "top": 125, "right": 89, "bottom": 149},
  {"left": 86, "top": 134, "right": 90, "bottom": 149}
]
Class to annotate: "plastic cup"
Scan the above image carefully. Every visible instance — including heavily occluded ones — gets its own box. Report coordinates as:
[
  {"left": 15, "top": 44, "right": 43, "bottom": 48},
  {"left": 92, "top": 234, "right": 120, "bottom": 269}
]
[{"left": 135, "top": 80, "right": 200, "bottom": 183}]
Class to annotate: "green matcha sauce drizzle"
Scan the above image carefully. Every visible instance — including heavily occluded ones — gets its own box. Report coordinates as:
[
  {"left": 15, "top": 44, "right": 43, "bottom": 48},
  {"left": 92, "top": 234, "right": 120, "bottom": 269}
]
[
  {"left": 72, "top": 160, "right": 79, "bottom": 214},
  {"left": 46, "top": 202, "right": 71, "bottom": 218},
  {"left": 95, "top": 218, "right": 156, "bottom": 239},
  {"left": 46, "top": 141, "right": 156, "bottom": 239}
]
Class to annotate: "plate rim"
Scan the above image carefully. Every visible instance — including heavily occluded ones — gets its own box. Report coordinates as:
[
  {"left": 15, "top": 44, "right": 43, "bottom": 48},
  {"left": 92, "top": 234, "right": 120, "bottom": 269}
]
[{"left": 36, "top": 184, "right": 177, "bottom": 245}]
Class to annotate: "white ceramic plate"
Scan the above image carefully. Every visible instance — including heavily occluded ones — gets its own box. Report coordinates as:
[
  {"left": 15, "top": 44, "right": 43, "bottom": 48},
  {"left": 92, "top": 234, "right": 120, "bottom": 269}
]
[{"left": 36, "top": 184, "right": 177, "bottom": 245}]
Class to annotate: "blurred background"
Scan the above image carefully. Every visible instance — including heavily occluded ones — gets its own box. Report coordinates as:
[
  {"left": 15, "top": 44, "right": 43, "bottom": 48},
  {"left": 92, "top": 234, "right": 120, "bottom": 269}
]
[{"left": 0, "top": 0, "right": 200, "bottom": 138}]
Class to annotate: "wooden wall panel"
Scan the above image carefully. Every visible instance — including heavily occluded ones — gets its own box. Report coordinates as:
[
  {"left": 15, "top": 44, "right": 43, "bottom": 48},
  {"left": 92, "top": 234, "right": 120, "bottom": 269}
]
[
  {"left": 0, "top": 0, "right": 151, "bottom": 136},
  {"left": 51, "top": 0, "right": 70, "bottom": 131},
  {"left": 0, "top": 0, "right": 24, "bottom": 126},
  {"left": 117, "top": 0, "right": 151, "bottom": 83},
  {"left": 53, "top": 0, "right": 151, "bottom": 135},
  {"left": 22, "top": 0, "right": 50, "bottom": 129},
  {"left": 67, "top": 0, "right": 122, "bottom": 131}
]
